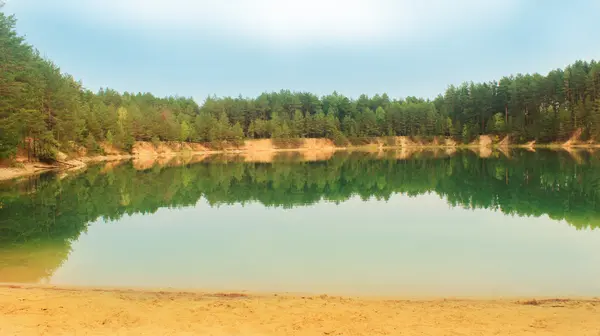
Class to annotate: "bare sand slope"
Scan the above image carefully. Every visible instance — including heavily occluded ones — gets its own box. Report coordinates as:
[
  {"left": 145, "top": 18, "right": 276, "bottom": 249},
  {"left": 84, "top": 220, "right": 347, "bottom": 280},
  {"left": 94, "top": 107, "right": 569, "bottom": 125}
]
[
  {"left": 1, "top": 286, "right": 599, "bottom": 335},
  {"left": 0, "top": 163, "right": 53, "bottom": 181}
]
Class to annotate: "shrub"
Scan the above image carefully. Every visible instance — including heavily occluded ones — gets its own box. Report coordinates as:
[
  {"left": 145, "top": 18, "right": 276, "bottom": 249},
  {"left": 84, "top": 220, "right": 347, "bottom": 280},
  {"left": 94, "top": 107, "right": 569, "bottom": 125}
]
[
  {"left": 151, "top": 136, "right": 161, "bottom": 148},
  {"left": 331, "top": 131, "right": 349, "bottom": 147}
]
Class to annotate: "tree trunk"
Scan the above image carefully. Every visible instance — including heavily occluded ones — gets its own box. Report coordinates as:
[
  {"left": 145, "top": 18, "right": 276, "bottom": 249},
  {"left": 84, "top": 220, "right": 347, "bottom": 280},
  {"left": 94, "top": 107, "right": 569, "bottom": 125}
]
[{"left": 481, "top": 116, "right": 485, "bottom": 134}]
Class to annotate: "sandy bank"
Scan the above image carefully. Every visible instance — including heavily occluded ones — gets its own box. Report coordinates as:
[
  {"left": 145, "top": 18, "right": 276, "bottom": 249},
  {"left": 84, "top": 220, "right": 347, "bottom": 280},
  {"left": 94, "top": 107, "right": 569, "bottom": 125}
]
[
  {"left": 0, "top": 285, "right": 598, "bottom": 335},
  {"left": 0, "top": 160, "right": 88, "bottom": 182},
  {"left": 0, "top": 162, "right": 56, "bottom": 182},
  {"left": 2, "top": 135, "right": 599, "bottom": 182}
]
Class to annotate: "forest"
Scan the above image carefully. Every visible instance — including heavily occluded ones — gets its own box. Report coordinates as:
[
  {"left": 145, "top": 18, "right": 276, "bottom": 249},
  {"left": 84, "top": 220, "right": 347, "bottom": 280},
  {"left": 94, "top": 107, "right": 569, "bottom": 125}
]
[{"left": 3, "top": 8, "right": 600, "bottom": 161}]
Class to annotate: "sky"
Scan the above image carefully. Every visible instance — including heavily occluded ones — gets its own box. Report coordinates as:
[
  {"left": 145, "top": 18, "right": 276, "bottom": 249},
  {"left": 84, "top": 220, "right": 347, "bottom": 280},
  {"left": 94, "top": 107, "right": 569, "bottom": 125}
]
[{"left": 3, "top": 0, "right": 600, "bottom": 102}]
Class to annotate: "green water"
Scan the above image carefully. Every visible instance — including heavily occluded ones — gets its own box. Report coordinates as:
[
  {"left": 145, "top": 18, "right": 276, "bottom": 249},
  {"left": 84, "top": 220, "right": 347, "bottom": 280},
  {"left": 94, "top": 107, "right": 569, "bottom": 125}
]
[{"left": 1, "top": 149, "right": 600, "bottom": 297}]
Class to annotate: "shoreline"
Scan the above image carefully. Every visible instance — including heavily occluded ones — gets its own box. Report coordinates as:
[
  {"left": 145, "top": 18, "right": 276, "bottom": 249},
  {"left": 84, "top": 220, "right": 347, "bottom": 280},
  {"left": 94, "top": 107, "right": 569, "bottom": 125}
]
[
  {"left": 1, "top": 283, "right": 598, "bottom": 301},
  {"left": 1, "top": 139, "right": 599, "bottom": 182},
  {"left": 1, "top": 284, "right": 598, "bottom": 335}
]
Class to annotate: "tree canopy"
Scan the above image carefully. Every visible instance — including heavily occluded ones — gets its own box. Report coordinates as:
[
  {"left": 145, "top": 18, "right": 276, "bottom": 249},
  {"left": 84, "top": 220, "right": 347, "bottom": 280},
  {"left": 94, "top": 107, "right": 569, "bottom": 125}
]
[{"left": 2, "top": 9, "right": 600, "bottom": 160}]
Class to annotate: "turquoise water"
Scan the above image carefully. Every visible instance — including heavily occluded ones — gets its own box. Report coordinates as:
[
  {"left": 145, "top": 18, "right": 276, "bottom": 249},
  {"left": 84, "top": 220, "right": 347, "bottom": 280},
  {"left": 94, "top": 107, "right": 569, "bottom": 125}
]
[{"left": 1, "top": 150, "right": 600, "bottom": 297}]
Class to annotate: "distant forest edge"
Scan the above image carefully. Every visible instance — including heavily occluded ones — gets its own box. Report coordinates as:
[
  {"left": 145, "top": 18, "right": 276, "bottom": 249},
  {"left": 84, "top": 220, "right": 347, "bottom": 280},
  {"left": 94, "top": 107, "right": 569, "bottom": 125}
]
[{"left": 2, "top": 8, "right": 600, "bottom": 162}]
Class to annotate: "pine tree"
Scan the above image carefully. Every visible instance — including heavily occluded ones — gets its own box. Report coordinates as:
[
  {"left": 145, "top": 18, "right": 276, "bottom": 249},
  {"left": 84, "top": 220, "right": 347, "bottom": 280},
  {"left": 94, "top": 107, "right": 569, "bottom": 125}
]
[
  {"left": 179, "top": 120, "right": 191, "bottom": 142},
  {"left": 342, "top": 115, "right": 357, "bottom": 137},
  {"left": 106, "top": 130, "right": 114, "bottom": 145},
  {"left": 231, "top": 122, "right": 244, "bottom": 144},
  {"left": 590, "top": 99, "right": 600, "bottom": 140},
  {"left": 375, "top": 106, "right": 387, "bottom": 135},
  {"left": 86, "top": 133, "right": 99, "bottom": 153},
  {"left": 292, "top": 109, "right": 305, "bottom": 138}
]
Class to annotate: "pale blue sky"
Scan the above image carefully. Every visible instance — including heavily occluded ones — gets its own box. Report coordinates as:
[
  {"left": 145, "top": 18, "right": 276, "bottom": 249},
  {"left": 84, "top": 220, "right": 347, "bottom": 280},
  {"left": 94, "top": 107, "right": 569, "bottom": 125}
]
[{"left": 4, "top": 0, "right": 600, "bottom": 102}]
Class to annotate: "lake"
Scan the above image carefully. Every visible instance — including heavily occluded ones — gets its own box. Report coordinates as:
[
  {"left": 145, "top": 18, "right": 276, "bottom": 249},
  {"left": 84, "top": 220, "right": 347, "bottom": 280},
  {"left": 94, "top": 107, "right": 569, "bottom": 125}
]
[{"left": 1, "top": 149, "right": 600, "bottom": 297}]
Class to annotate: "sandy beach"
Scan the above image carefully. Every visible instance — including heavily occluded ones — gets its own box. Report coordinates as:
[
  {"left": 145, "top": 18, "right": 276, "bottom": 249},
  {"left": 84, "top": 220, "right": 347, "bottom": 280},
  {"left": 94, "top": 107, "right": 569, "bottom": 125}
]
[{"left": 0, "top": 285, "right": 598, "bottom": 335}]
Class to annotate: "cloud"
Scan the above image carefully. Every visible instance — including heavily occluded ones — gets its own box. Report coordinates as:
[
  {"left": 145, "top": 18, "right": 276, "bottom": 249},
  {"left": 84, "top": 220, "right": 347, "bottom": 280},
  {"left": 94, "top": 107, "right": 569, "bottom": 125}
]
[{"left": 45, "top": 0, "right": 519, "bottom": 46}]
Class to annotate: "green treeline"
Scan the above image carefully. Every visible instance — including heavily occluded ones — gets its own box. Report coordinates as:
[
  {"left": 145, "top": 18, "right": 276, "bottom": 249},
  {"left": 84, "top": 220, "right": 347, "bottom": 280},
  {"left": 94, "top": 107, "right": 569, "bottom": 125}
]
[
  {"left": 3, "top": 9, "right": 600, "bottom": 161},
  {"left": 1, "top": 150, "right": 599, "bottom": 251}
]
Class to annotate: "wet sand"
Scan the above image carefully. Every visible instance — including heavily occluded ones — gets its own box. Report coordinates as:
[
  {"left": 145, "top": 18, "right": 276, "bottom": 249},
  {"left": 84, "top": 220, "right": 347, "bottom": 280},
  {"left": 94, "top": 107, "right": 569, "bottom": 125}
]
[{"left": 1, "top": 285, "right": 599, "bottom": 335}]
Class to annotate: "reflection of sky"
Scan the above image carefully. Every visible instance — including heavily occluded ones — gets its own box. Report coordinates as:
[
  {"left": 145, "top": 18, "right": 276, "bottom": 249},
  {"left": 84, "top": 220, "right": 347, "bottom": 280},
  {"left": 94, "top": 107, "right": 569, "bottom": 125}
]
[{"left": 51, "top": 194, "right": 600, "bottom": 297}]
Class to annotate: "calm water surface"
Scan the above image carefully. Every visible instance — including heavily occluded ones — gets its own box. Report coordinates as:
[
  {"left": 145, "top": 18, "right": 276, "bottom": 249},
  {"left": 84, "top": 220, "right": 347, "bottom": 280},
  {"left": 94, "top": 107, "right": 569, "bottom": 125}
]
[{"left": 1, "top": 149, "right": 600, "bottom": 297}]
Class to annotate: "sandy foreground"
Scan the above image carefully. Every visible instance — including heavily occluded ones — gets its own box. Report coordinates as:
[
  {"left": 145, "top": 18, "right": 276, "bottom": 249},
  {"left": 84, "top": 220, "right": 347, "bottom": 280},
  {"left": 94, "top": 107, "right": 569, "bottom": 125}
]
[{"left": 0, "top": 286, "right": 599, "bottom": 335}]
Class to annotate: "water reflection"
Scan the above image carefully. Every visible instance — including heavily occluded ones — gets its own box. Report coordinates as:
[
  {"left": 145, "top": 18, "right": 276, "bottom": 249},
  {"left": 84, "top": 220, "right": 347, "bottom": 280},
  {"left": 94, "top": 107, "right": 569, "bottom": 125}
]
[{"left": 1, "top": 149, "right": 599, "bottom": 292}]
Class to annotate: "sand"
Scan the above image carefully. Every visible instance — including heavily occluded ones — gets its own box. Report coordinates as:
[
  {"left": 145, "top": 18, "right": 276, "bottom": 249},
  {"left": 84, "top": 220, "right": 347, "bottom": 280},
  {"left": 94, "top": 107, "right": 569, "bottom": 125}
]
[
  {"left": 562, "top": 128, "right": 583, "bottom": 147},
  {"left": 0, "top": 162, "right": 56, "bottom": 181},
  {"left": 0, "top": 285, "right": 598, "bottom": 336},
  {"left": 3, "top": 136, "right": 600, "bottom": 182}
]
